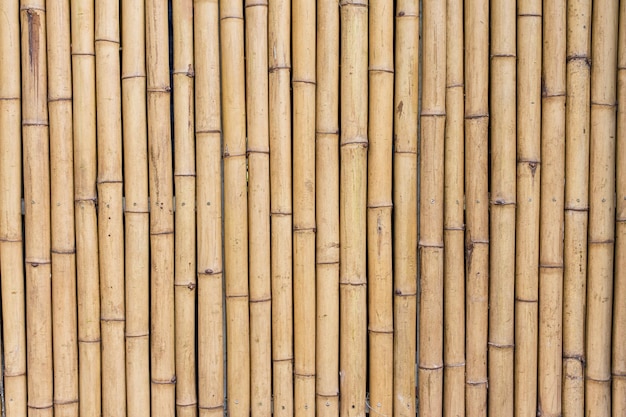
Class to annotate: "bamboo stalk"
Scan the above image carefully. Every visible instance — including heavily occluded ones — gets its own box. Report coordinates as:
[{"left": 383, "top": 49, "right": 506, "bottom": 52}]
[
  {"left": 538, "top": 1, "right": 566, "bottom": 416},
  {"left": 0, "top": 1, "right": 27, "bottom": 415},
  {"left": 316, "top": 0, "right": 340, "bottom": 415},
  {"left": 194, "top": 0, "right": 224, "bottom": 415},
  {"left": 586, "top": 1, "right": 619, "bottom": 415},
  {"left": 367, "top": 0, "right": 394, "bottom": 415}
]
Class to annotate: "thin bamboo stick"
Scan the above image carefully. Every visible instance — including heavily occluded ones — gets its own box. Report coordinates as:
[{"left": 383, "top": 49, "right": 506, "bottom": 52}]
[
  {"left": 367, "top": 0, "right": 394, "bottom": 415},
  {"left": 316, "top": 0, "right": 340, "bottom": 415},
  {"left": 21, "top": 1, "right": 53, "bottom": 416},
  {"left": 194, "top": 0, "right": 224, "bottom": 415},
  {"left": 586, "top": 1, "right": 619, "bottom": 415},
  {"left": 488, "top": 1, "right": 516, "bottom": 415},
  {"left": 0, "top": 1, "right": 27, "bottom": 415},
  {"left": 47, "top": 0, "right": 79, "bottom": 415},
  {"left": 538, "top": 1, "right": 566, "bottom": 416}
]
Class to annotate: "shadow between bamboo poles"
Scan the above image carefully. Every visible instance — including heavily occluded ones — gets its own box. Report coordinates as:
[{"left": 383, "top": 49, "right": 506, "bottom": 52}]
[
  {"left": 367, "top": 0, "right": 394, "bottom": 415},
  {"left": 586, "top": 1, "right": 619, "bottom": 415},
  {"left": 194, "top": 0, "right": 224, "bottom": 415},
  {"left": 538, "top": 1, "right": 566, "bottom": 416},
  {"left": 488, "top": 1, "right": 516, "bottom": 416},
  {"left": 315, "top": 0, "right": 340, "bottom": 415},
  {"left": 0, "top": 1, "right": 27, "bottom": 416},
  {"left": 563, "top": 1, "right": 591, "bottom": 415}
]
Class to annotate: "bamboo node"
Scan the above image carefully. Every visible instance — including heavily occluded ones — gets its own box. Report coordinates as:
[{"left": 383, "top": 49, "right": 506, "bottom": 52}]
[
  {"left": 27, "top": 404, "right": 53, "bottom": 410},
  {"left": 199, "top": 404, "right": 225, "bottom": 411},
  {"left": 517, "top": 13, "right": 542, "bottom": 17},
  {"left": 566, "top": 55, "right": 591, "bottom": 67},
  {"left": 464, "top": 113, "right": 488, "bottom": 120},
  {"left": 71, "top": 52, "right": 96, "bottom": 57},
  {"left": 339, "top": 1, "right": 368, "bottom": 8},
  {"left": 612, "top": 373, "right": 626, "bottom": 379},
  {"left": 3, "top": 371, "right": 27, "bottom": 377},
  {"left": 490, "top": 53, "right": 516, "bottom": 59},
  {"left": 22, "top": 120, "right": 49, "bottom": 126},
  {"left": 25, "top": 259, "right": 51, "bottom": 266},
  {"left": 444, "top": 225, "right": 465, "bottom": 231},
  {"left": 20, "top": 5, "right": 46, "bottom": 12},
  {"left": 54, "top": 399, "right": 79, "bottom": 405},
  {"left": 418, "top": 241, "right": 444, "bottom": 249},
  {"left": 293, "top": 78, "right": 316, "bottom": 86},
  {"left": 316, "top": 393, "right": 339, "bottom": 398},
  {"left": 126, "top": 332, "right": 150, "bottom": 338},
  {"left": 487, "top": 342, "right": 514, "bottom": 349},
  {"left": 245, "top": 1, "right": 268, "bottom": 8},
  {"left": 97, "top": 178, "right": 123, "bottom": 184},
  {"left": 340, "top": 281, "right": 367, "bottom": 287},
  {"left": 447, "top": 83, "right": 464, "bottom": 89},
  {"left": 173, "top": 65, "right": 195, "bottom": 78},
  {"left": 418, "top": 364, "right": 444, "bottom": 371},
  {"left": 396, "top": 11, "right": 419, "bottom": 18},
  {"left": 152, "top": 376, "right": 177, "bottom": 385},
  {"left": 220, "top": 15, "right": 244, "bottom": 21},
  {"left": 101, "top": 317, "right": 125, "bottom": 322},
  {"left": 588, "top": 239, "right": 614, "bottom": 245},
  {"left": 367, "top": 327, "right": 393, "bottom": 334},
  {"left": 78, "top": 338, "right": 102, "bottom": 343},
  {"left": 420, "top": 111, "right": 446, "bottom": 117},
  {"left": 341, "top": 138, "right": 368, "bottom": 148},
  {"left": 222, "top": 150, "right": 246, "bottom": 159},
  {"left": 121, "top": 73, "right": 147, "bottom": 80},
  {"left": 491, "top": 198, "right": 515, "bottom": 206},
  {"left": 294, "top": 372, "right": 316, "bottom": 378},
  {"left": 0, "top": 96, "right": 20, "bottom": 101},
  {"left": 563, "top": 354, "right": 585, "bottom": 364},
  {"left": 250, "top": 296, "right": 271, "bottom": 303},
  {"left": 51, "top": 248, "right": 76, "bottom": 255},
  {"left": 147, "top": 86, "right": 172, "bottom": 93},
  {"left": 368, "top": 67, "right": 394, "bottom": 74},
  {"left": 95, "top": 37, "right": 121, "bottom": 45},
  {"left": 247, "top": 147, "right": 270, "bottom": 155},
  {"left": 585, "top": 376, "right": 611, "bottom": 383},
  {"left": 515, "top": 297, "right": 538, "bottom": 303},
  {"left": 564, "top": 206, "right": 588, "bottom": 212},
  {"left": 271, "top": 210, "right": 292, "bottom": 216},
  {"left": 197, "top": 128, "right": 222, "bottom": 134},
  {"left": 0, "top": 237, "right": 23, "bottom": 243},
  {"left": 393, "top": 289, "right": 417, "bottom": 297},
  {"left": 293, "top": 226, "right": 316, "bottom": 233},
  {"left": 174, "top": 281, "right": 197, "bottom": 290},
  {"left": 199, "top": 268, "right": 222, "bottom": 276},
  {"left": 444, "top": 362, "right": 465, "bottom": 368},
  {"left": 176, "top": 401, "right": 199, "bottom": 407},
  {"left": 48, "top": 96, "right": 72, "bottom": 103},
  {"left": 226, "top": 294, "right": 249, "bottom": 299},
  {"left": 466, "top": 379, "right": 488, "bottom": 386},
  {"left": 269, "top": 65, "right": 291, "bottom": 73},
  {"left": 539, "top": 263, "right": 563, "bottom": 269},
  {"left": 367, "top": 202, "right": 393, "bottom": 209},
  {"left": 590, "top": 101, "right": 617, "bottom": 108}
]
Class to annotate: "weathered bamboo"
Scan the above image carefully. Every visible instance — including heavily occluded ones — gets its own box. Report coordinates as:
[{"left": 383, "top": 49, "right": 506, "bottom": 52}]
[
  {"left": 488, "top": 1, "right": 516, "bottom": 416},
  {"left": 340, "top": 1, "right": 368, "bottom": 416},
  {"left": 47, "top": 0, "right": 79, "bottom": 415},
  {"left": 0, "top": 1, "right": 27, "bottom": 415},
  {"left": 245, "top": 1, "right": 272, "bottom": 417},
  {"left": 538, "top": 1, "right": 566, "bottom": 416},
  {"left": 146, "top": 0, "right": 176, "bottom": 414},
  {"left": 464, "top": 0, "right": 489, "bottom": 415},
  {"left": 316, "top": 0, "right": 340, "bottom": 415},
  {"left": 21, "top": 2, "right": 53, "bottom": 416},
  {"left": 586, "top": 1, "right": 619, "bottom": 415},
  {"left": 194, "top": 0, "right": 224, "bottom": 415},
  {"left": 367, "top": 0, "right": 394, "bottom": 415}
]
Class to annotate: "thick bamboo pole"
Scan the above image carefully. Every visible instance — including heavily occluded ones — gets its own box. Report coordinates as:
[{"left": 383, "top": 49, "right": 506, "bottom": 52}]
[
  {"left": 488, "top": 1, "right": 516, "bottom": 416},
  {"left": 316, "top": 0, "right": 340, "bottom": 415},
  {"left": 47, "top": 0, "right": 79, "bottom": 416},
  {"left": 538, "top": 1, "right": 566, "bottom": 416},
  {"left": 0, "top": 1, "right": 27, "bottom": 416},
  {"left": 367, "top": 0, "right": 394, "bottom": 415},
  {"left": 245, "top": 2, "right": 272, "bottom": 417},
  {"left": 194, "top": 0, "right": 224, "bottom": 415},
  {"left": 220, "top": 1, "right": 251, "bottom": 415},
  {"left": 393, "top": 1, "right": 418, "bottom": 416},
  {"left": 586, "top": 1, "right": 618, "bottom": 415}
]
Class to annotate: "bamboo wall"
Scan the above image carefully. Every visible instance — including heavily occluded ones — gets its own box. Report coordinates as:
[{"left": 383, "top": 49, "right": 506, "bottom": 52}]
[{"left": 0, "top": 0, "right": 624, "bottom": 417}]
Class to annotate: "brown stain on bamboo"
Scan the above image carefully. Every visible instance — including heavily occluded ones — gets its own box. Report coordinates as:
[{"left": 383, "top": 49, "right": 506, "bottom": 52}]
[{"left": 26, "top": 9, "right": 40, "bottom": 74}]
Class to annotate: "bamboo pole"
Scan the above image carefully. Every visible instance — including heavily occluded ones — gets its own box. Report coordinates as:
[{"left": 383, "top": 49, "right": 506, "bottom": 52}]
[
  {"left": 563, "top": 1, "right": 591, "bottom": 415},
  {"left": 586, "top": 1, "right": 618, "bottom": 415},
  {"left": 367, "top": 0, "right": 394, "bottom": 415},
  {"left": 316, "top": 0, "right": 340, "bottom": 415},
  {"left": 488, "top": 1, "right": 516, "bottom": 415},
  {"left": 47, "top": 0, "right": 79, "bottom": 415},
  {"left": 194, "top": 0, "right": 224, "bottom": 415},
  {"left": 538, "top": 1, "right": 566, "bottom": 416},
  {"left": 0, "top": 1, "right": 27, "bottom": 415}
]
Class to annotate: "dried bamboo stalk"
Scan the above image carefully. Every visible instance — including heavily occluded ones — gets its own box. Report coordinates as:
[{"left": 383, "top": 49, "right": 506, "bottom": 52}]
[
  {"left": 538, "top": 1, "right": 566, "bottom": 416},
  {"left": 367, "top": 0, "right": 394, "bottom": 415},
  {"left": 586, "top": 1, "right": 619, "bottom": 415}
]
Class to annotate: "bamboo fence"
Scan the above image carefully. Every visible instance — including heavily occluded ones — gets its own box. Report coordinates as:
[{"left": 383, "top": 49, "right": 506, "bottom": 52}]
[{"left": 0, "top": 2, "right": 625, "bottom": 417}]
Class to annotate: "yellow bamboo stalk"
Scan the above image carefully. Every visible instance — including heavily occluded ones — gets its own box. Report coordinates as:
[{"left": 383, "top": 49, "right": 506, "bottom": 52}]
[
  {"left": 586, "top": 1, "right": 618, "bottom": 415},
  {"left": 194, "top": 0, "right": 224, "bottom": 415},
  {"left": 367, "top": 0, "right": 393, "bottom": 415},
  {"left": 538, "top": 1, "right": 566, "bottom": 416},
  {"left": 316, "top": 0, "right": 340, "bottom": 415},
  {"left": 0, "top": 1, "right": 27, "bottom": 416}
]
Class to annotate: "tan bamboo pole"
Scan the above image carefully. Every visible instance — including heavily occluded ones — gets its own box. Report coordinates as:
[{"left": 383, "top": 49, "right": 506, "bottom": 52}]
[
  {"left": 464, "top": 0, "right": 489, "bottom": 415},
  {"left": 46, "top": 0, "right": 79, "bottom": 415},
  {"left": 538, "top": 1, "right": 566, "bottom": 416},
  {"left": 393, "top": 1, "right": 418, "bottom": 416},
  {"left": 563, "top": 1, "right": 591, "bottom": 415},
  {"left": 488, "top": 1, "right": 516, "bottom": 415},
  {"left": 443, "top": 0, "right": 465, "bottom": 415},
  {"left": 367, "top": 0, "right": 393, "bottom": 415},
  {"left": 146, "top": 0, "right": 176, "bottom": 414},
  {"left": 316, "top": 0, "right": 340, "bottom": 415},
  {"left": 269, "top": 0, "right": 294, "bottom": 414},
  {"left": 172, "top": 1, "right": 197, "bottom": 415},
  {"left": 0, "top": 1, "right": 27, "bottom": 416},
  {"left": 586, "top": 1, "right": 619, "bottom": 415},
  {"left": 194, "top": 0, "right": 225, "bottom": 415},
  {"left": 20, "top": 2, "right": 53, "bottom": 416}
]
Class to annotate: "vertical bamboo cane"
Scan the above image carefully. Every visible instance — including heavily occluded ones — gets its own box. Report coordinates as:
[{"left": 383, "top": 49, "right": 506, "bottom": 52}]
[
  {"left": 121, "top": 0, "right": 150, "bottom": 415},
  {"left": 269, "top": 0, "right": 293, "bottom": 414},
  {"left": 316, "top": 0, "right": 340, "bottom": 415},
  {"left": 194, "top": 0, "right": 225, "bottom": 415},
  {"left": 20, "top": 2, "right": 53, "bottom": 416},
  {"left": 464, "top": 0, "right": 489, "bottom": 415},
  {"left": 146, "top": 0, "right": 176, "bottom": 415},
  {"left": 220, "top": 1, "right": 251, "bottom": 415},
  {"left": 172, "top": 1, "right": 197, "bottom": 415},
  {"left": 367, "top": 0, "right": 394, "bottom": 415},
  {"left": 563, "top": 1, "right": 591, "bottom": 415},
  {"left": 393, "top": 1, "right": 418, "bottom": 415},
  {"left": 586, "top": 1, "right": 619, "bottom": 415},
  {"left": 47, "top": 0, "right": 79, "bottom": 415},
  {"left": 538, "top": 2, "right": 566, "bottom": 416},
  {"left": 0, "top": 1, "right": 27, "bottom": 416},
  {"left": 488, "top": 1, "right": 516, "bottom": 416}
]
